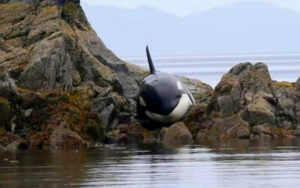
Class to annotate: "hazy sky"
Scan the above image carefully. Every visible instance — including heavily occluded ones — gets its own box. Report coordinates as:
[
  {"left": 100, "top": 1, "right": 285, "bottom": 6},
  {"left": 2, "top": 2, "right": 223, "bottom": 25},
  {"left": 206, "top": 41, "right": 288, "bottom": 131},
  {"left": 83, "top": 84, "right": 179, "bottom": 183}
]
[{"left": 82, "top": 0, "right": 300, "bottom": 16}]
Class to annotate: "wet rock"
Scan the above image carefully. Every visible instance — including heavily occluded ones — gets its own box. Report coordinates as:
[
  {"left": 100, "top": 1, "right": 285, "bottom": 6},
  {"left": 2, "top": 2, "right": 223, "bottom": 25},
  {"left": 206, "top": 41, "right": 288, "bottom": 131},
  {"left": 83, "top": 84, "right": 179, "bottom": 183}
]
[
  {"left": 85, "top": 119, "right": 104, "bottom": 142},
  {"left": 0, "top": 129, "right": 20, "bottom": 147},
  {"left": 252, "top": 123, "right": 273, "bottom": 136},
  {"left": 273, "top": 81, "right": 297, "bottom": 128},
  {"left": 241, "top": 96, "right": 276, "bottom": 126},
  {"left": 160, "top": 122, "right": 193, "bottom": 147},
  {"left": 6, "top": 140, "right": 28, "bottom": 151},
  {"left": 0, "top": 72, "right": 19, "bottom": 100},
  {"left": 50, "top": 126, "right": 86, "bottom": 149},
  {"left": 217, "top": 95, "right": 234, "bottom": 117},
  {"left": 0, "top": 97, "right": 12, "bottom": 127},
  {"left": 29, "top": 132, "right": 49, "bottom": 149},
  {"left": 98, "top": 104, "right": 115, "bottom": 129},
  {"left": 197, "top": 115, "right": 250, "bottom": 143}
]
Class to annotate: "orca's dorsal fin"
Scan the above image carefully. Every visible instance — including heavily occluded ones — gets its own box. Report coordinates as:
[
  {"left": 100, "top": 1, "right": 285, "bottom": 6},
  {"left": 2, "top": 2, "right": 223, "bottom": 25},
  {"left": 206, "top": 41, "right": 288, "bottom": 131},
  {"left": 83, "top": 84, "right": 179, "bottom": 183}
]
[{"left": 146, "top": 46, "right": 156, "bottom": 74}]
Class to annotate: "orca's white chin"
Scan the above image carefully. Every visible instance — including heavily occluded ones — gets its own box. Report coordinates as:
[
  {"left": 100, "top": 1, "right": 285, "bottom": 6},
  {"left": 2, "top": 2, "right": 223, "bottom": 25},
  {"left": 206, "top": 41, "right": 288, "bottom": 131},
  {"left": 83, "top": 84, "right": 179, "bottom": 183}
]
[{"left": 145, "top": 94, "right": 192, "bottom": 123}]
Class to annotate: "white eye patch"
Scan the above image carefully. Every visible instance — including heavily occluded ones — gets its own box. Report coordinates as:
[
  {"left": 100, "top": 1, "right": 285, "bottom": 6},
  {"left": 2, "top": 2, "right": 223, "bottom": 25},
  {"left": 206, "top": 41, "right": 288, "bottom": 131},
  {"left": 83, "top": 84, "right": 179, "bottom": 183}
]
[
  {"left": 139, "top": 96, "right": 146, "bottom": 107},
  {"left": 177, "top": 81, "right": 183, "bottom": 90}
]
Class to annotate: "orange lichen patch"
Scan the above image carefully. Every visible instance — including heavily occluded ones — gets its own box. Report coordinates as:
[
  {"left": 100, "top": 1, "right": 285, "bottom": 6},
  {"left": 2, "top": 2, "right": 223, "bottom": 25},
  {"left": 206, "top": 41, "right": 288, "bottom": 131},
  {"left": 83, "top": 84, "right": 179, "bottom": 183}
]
[
  {"left": 111, "top": 92, "right": 127, "bottom": 109},
  {"left": 215, "top": 74, "right": 239, "bottom": 93},
  {"left": 274, "top": 81, "right": 295, "bottom": 88},
  {"left": 28, "top": 132, "right": 49, "bottom": 149},
  {"left": 272, "top": 128, "right": 294, "bottom": 138},
  {"left": 61, "top": 19, "right": 77, "bottom": 41},
  {"left": 32, "top": 5, "right": 59, "bottom": 26},
  {"left": 37, "top": 89, "right": 98, "bottom": 140},
  {"left": 0, "top": 2, "right": 33, "bottom": 26}
]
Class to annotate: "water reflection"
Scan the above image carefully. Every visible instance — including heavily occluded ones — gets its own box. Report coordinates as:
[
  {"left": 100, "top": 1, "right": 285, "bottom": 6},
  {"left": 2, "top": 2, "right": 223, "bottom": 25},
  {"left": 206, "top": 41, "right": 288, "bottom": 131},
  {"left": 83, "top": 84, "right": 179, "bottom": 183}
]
[{"left": 1, "top": 139, "right": 300, "bottom": 187}]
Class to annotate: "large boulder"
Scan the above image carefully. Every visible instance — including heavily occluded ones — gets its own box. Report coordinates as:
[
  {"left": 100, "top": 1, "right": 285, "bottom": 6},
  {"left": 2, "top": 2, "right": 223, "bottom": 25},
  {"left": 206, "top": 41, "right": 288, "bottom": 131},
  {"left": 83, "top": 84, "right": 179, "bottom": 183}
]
[
  {"left": 197, "top": 115, "right": 250, "bottom": 143},
  {"left": 160, "top": 122, "right": 193, "bottom": 147},
  {"left": 241, "top": 95, "right": 276, "bottom": 126},
  {"left": 187, "top": 62, "right": 299, "bottom": 141},
  {"left": 49, "top": 126, "right": 86, "bottom": 149},
  {"left": 0, "top": 72, "right": 19, "bottom": 100},
  {"left": 210, "top": 62, "right": 297, "bottom": 128}
]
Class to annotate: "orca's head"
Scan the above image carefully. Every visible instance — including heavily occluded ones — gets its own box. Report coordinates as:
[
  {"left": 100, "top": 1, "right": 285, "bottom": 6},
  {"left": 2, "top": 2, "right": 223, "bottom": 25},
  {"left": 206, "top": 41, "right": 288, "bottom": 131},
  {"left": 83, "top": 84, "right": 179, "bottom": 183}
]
[
  {"left": 139, "top": 72, "right": 183, "bottom": 115},
  {"left": 138, "top": 46, "right": 195, "bottom": 120}
]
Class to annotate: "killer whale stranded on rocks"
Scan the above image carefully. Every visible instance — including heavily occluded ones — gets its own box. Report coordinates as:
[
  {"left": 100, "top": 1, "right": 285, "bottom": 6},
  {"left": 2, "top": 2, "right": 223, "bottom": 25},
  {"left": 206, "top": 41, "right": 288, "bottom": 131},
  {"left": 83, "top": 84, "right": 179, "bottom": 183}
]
[
  {"left": 137, "top": 46, "right": 195, "bottom": 124},
  {"left": 0, "top": 0, "right": 300, "bottom": 149}
]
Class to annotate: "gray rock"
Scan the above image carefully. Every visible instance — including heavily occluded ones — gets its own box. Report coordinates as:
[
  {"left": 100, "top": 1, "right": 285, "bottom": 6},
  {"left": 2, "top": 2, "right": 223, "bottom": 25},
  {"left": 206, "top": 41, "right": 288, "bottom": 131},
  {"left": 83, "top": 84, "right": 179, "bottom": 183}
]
[
  {"left": 252, "top": 123, "right": 273, "bottom": 136},
  {"left": 20, "top": 37, "right": 74, "bottom": 91},
  {"left": 241, "top": 96, "right": 276, "bottom": 126},
  {"left": 6, "top": 140, "right": 27, "bottom": 151},
  {"left": 0, "top": 72, "right": 19, "bottom": 100},
  {"left": 218, "top": 95, "right": 234, "bottom": 117},
  {"left": 98, "top": 104, "right": 115, "bottom": 129}
]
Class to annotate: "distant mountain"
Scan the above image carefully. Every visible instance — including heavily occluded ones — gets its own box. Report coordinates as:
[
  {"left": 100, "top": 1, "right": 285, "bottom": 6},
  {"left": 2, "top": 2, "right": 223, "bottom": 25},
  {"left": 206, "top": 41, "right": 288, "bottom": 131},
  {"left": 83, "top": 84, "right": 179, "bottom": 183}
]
[{"left": 82, "top": 2, "right": 300, "bottom": 56}]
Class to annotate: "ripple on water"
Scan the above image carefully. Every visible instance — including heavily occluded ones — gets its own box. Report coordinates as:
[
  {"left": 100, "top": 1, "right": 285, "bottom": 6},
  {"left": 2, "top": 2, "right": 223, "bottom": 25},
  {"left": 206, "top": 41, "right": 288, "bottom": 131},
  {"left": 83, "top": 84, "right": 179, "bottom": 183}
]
[{"left": 1, "top": 139, "right": 300, "bottom": 187}]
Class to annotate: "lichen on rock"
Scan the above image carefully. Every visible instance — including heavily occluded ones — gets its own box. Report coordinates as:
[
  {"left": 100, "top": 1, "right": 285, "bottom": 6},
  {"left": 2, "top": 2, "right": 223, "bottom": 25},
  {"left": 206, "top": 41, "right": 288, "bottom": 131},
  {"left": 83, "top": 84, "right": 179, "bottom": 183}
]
[{"left": 0, "top": 0, "right": 139, "bottom": 149}]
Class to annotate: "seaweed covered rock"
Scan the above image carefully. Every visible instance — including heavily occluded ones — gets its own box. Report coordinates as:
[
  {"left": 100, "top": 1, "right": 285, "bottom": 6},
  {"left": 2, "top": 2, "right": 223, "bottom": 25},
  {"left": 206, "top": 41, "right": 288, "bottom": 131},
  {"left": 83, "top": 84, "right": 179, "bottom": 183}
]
[
  {"left": 188, "top": 62, "right": 300, "bottom": 142},
  {"left": 0, "top": 0, "right": 139, "bottom": 149}
]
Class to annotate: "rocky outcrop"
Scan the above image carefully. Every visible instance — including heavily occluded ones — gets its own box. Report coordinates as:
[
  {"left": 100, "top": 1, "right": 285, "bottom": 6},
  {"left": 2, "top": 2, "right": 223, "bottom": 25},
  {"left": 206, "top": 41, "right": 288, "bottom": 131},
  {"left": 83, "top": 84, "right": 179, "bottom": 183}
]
[
  {"left": 160, "top": 122, "right": 193, "bottom": 147},
  {"left": 186, "top": 62, "right": 300, "bottom": 143},
  {"left": 0, "top": 0, "right": 299, "bottom": 150},
  {"left": 0, "top": 0, "right": 138, "bottom": 149}
]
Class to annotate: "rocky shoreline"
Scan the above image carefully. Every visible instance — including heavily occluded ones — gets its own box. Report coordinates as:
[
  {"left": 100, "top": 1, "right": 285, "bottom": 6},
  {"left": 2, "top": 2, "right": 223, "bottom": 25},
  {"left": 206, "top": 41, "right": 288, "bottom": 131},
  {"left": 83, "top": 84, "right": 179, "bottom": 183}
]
[{"left": 0, "top": 0, "right": 299, "bottom": 151}]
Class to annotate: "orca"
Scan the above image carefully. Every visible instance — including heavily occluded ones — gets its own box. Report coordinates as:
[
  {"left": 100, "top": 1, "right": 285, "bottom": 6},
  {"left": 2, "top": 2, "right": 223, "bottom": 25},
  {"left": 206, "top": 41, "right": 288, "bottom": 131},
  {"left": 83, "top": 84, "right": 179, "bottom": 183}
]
[{"left": 137, "top": 46, "right": 195, "bottom": 124}]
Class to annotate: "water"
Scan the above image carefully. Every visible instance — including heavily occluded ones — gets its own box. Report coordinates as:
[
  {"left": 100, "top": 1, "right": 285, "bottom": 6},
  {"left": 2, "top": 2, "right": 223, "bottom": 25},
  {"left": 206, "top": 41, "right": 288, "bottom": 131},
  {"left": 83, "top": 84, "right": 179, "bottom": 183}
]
[
  {"left": 125, "top": 53, "right": 300, "bottom": 86},
  {"left": 2, "top": 139, "right": 300, "bottom": 187}
]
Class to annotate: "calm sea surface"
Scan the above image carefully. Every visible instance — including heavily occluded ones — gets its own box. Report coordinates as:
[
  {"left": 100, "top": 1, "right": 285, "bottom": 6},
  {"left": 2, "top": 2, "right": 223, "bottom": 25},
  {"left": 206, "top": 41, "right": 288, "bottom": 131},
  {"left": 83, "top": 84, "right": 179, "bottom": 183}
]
[
  {"left": 1, "top": 139, "right": 300, "bottom": 187},
  {"left": 125, "top": 53, "right": 300, "bottom": 86}
]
